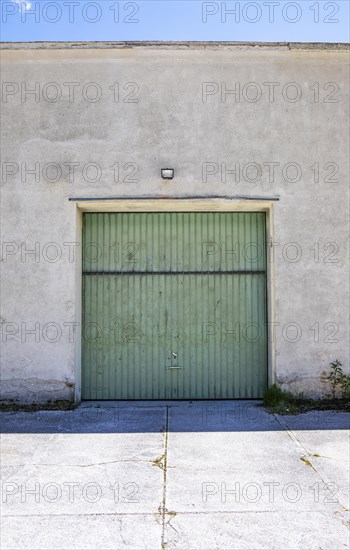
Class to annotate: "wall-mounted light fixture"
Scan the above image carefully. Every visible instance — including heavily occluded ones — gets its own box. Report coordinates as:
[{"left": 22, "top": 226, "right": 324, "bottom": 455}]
[{"left": 161, "top": 168, "right": 174, "bottom": 180}]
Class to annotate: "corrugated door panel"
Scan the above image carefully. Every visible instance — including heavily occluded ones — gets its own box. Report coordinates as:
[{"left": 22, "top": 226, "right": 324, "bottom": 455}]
[
  {"left": 82, "top": 213, "right": 267, "bottom": 399},
  {"left": 83, "top": 213, "right": 266, "bottom": 273}
]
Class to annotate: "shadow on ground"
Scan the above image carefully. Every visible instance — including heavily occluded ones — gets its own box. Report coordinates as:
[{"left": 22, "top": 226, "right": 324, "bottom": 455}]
[{"left": 1, "top": 400, "right": 349, "bottom": 433}]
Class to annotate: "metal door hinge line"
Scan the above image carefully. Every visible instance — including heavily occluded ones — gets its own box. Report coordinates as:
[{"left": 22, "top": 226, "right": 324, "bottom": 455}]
[{"left": 83, "top": 270, "right": 266, "bottom": 276}]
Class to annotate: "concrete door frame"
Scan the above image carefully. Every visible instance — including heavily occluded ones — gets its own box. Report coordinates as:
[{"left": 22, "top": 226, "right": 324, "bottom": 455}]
[{"left": 73, "top": 199, "right": 276, "bottom": 402}]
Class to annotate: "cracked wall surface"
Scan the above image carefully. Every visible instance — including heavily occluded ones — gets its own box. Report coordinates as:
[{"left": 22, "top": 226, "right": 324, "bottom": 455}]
[{"left": 1, "top": 44, "right": 349, "bottom": 402}]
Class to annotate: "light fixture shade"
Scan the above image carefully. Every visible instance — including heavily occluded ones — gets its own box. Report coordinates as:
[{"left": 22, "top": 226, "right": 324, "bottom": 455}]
[{"left": 161, "top": 168, "right": 174, "bottom": 180}]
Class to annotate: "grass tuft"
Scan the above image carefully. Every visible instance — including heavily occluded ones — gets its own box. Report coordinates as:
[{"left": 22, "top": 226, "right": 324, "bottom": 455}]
[{"left": 263, "top": 384, "right": 350, "bottom": 415}]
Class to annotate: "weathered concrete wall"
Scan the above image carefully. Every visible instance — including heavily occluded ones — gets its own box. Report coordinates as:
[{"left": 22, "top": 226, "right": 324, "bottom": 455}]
[{"left": 1, "top": 43, "right": 349, "bottom": 402}]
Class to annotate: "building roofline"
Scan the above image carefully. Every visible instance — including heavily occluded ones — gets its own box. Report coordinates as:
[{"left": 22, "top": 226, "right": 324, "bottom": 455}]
[{"left": 1, "top": 41, "right": 349, "bottom": 51}]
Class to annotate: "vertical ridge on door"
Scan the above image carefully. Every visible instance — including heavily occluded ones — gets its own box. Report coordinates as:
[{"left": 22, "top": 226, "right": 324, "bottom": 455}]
[{"left": 82, "top": 212, "right": 268, "bottom": 399}]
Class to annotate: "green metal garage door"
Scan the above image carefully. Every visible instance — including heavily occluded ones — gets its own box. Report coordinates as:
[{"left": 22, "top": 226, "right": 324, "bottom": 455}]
[{"left": 82, "top": 212, "right": 267, "bottom": 399}]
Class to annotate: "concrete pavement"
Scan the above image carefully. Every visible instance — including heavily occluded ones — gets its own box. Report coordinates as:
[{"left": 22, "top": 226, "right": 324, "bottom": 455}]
[{"left": 1, "top": 401, "right": 349, "bottom": 549}]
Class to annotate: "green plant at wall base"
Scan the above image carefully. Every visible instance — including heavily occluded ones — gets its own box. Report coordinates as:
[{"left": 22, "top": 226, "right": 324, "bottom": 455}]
[
  {"left": 263, "top": 385, "right": 300, "bottom": 414},
  {"left": 263, "top": 384, "right": 289, "bottom": 406},
  {"left": 340, "top": 376, "right": 350, "bottom": 399},
  {"left": 263, "top": 379, "right": 350, "bottom": 415},
  {"left": 327, "top": 359, "right": 343, "bottom": 398},
  {"left": 327, "top": 360, "right": 350, "bottom": 399}
]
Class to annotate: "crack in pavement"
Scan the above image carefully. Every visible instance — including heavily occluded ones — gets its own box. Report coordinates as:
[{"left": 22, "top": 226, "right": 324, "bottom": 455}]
[
  {"left": 3, "top": 459, "right": 153, "bottom": 468},
  {"left": 3, "top": 508, "right": 347, "bottom": 519},
  {"left": 274, "top": 413, "right": 349, "bottom": 513},
  {"left": 160, "top": 405, "right": 170, "bottom": 550}
]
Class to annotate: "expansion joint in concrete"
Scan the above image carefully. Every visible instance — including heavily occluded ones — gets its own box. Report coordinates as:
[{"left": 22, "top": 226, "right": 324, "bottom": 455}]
[
  {"left": 160, "top": 405, "right": 170, "bottom": 550},
  {"left": 273, "top": 413, "right": 349, "bottom": 512}
]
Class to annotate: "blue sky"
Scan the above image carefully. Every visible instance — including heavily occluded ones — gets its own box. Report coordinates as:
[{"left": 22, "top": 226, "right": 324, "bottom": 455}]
[{"left": 1, "top": 0, "right": 349, "bottom": 42}]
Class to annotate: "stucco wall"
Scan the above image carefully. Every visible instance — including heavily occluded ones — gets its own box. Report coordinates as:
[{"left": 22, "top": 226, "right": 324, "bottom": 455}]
[{"left": 1, "top": 43, "right": 349, "bottom": 402}]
